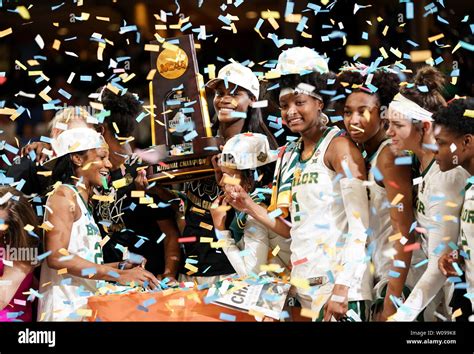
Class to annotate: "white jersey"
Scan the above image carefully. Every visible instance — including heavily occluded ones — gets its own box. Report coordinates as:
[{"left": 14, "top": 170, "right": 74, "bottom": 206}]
[
  {"left": 289, "top": 127, "right": 372, "bottom": 302},
  {"left": 38, "top": 185, "right": 105, "bottom": 322},
  {"left": 460, "top": 181, "right": 474, "bottom": 311},
  {"left": 220, "top": 215, "right": 291, "bottom": 278},
  {"left": 393, "top": 162, "right": 469, "bottom": 321},
  {"left": 367, "top": 141, "right": 425, "bottom": 295}
]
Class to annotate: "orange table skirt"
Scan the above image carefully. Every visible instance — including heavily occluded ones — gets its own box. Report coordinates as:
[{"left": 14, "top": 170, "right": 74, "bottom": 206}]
[{"left": 87, "top": 289, "right": 258, "bottom": 322}]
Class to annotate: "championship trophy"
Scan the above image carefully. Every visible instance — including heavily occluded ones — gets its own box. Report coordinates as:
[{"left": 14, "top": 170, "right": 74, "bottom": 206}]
[{"left": 146, "top": 35, "right": 222, "bottom": 184}]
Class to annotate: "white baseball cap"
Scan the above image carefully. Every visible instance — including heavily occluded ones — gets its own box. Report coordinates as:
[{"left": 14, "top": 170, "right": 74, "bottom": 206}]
[
  {"left": 206, "top": 62, "right": 260, "bottom": 99},
  {"left": 43, "top": 127, "right": 107, "bottom": 169},
  {"left": 220, "top": 133, "right": 278, "bottom": 170},
  {"left": 270, "top": 47, "right": 329, "bottom": 76}
]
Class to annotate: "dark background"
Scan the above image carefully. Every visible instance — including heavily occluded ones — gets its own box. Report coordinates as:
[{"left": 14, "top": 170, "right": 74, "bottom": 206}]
[{"left": 0, "top": 0, "right": 472, "bottom": 155}]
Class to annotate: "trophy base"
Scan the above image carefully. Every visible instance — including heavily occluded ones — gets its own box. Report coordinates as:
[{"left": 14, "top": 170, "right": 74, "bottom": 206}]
[{"left": 146, "top": 137, "right": 223, "bottom": 185}]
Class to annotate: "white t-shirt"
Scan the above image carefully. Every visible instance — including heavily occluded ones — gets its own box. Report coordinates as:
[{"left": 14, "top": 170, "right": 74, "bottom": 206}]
[
  {"left": 460, "top": 181, "right": 474, "bottom": 311},
  {"left": 367, "top": 141, "right": 425, "bottom": 296},
  {"left": 393, "top": 162, "right": 469, "bottom": 321},
  {"left": 288, "top": 127, "right": 372, "bottom": 302},
  {"left": 219, "top": 214, "right": 291, "bottom": 278},
  {"left": 38, "top": 185, "right": 105, "bottom": 322}
]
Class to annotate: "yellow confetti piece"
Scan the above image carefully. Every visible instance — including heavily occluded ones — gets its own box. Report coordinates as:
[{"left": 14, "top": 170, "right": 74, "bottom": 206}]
[
  {"left": 463, "top": 110, "right": 474, "bottom": 118},
  {"left": 452, "top": 308, "right": 462, "bottom": 319},
  {"left": 80, "top": 12, "right": 90, "bottom": 20},
  {"left": 91, "top": 195, "right": 114, "bottom": 202},
  {"left": 200, "top": 237, "right": 213, "bottom": 243},
  {"left": 452, "top": 41, "right": 461, "bottom": 54},
  {"left": 382, "top": 25, "right": 389, "bottom": 36},
  {"left": 410, "top": 50, "right": 432, "bottom": 63},
  {"left": 290, "top": 278, "right": 310, "bottom": 290},
  {"left": 112, "top": 121, "right": 120, "bottom": 134},
  {"left": 106, "top": 83, "right": 120, "bottom": 95},
  {"left": 16, "top": 6, "right": 31, "bottom": 20},
  {"left": 36, "top": 170, "right": 52, "bottom": 177},
  {"left": 191, "top": 206, "right": 206, "bottom": 215},
  {"left": 211, "top": 240, "right": 227, "bottom": 249},
  {"left": 57, "top": 268, "right": 68, "bottom": 275},
  {"left": 300, "top": 308, "right": 319, "bottom": 319},
  {"left": 131, "top": 190, "right": 145, "bottom": 198},
  {"left": 76, "top": 309, "right": 92, "bottom": 317},
  {"left": 350, "top": 124, "right": 364, "bottom": 133},
  {"left": 442, "top": 215, "right": 456, "bottom": 221},
  {"left": 139, "top": 197, "right": 153, "bottom": 204},
  {"left": 260, "top": 263, "right": 282, "bottom": 272},
  {"left": 112, "top": 178, "right": 127, "bottom": 189},
  {"left": 267, "top": 16, "right": 279, "bottom": 30},
  {"left": 99, "top": 236, "right": 110, "bottom": 248},
  {"left": 379, "top": 47, "right": 388, "bottom": 59},
  {"left": 285, "top": 14, "right": 302, "bottom": 23},
  {"left": 272, "top": 245, "right": 280, "bottom": 257},
  {"left": 146, "top": 69, "right": 157, "bottom": 81},
  {"left": 121, "top": 73, "right": 136, "bottom": 83},
  {"left": 207, "top": 64, "right": 216, "bottom": 80},
  {"left": 155, "top": 24, "right": 167, "bottom": 30},
  {"left": 199, "top": 222, "right": 213, "bottom": 231},
  {"left": 346, "top": 45, "right": 371, "bottom": 58},
  {"left": 39, "top": 312, "right": 46, "bottom": 321},
  {"left": 249, "top": 308, "right": 266, "bottom": 318},
  {"left": 162, "top": 171, "right": 175, "bottom": 179},
  {"left": 0, "top": 27, "right": 13, "bottom": 38},
  {"left": 23, "top": 224, "right": 34, "bottom": 232},
  {"left": 390, "top": 47, "right": 402, "bottom": 58},
  {"left": 15, "top": 60, "right": 27, "bottom": 70},
  {"left": 184, "top": 263, "right": 198, "bottom": 273},
  {"left": 445, "top": 201, "right": 459, "bottom": 208},
  {"left": 96, "top": 16, "right": 110, "bottom": 21},
  {"left": 144, "top": 44, "right": 160, "bottom": 52},
  {"left": 41, "top": 282, "right": 52, "bottom": 288},
  {"left": 377, "top": 16, "right": 384, "bottom": 22},
  {"left": 390, "top": 193, "right": 404, "bottom": 206},
  {"left": 58, "top": 249, "right": 70, "bottom": 259},
  {"left": 90, "top": 101, "right": 104, "bottom": 111},
  {"left": 38, "top": 221, "right": 54, "bottom": 231},
  {"left": 388, "top": 232, "right": 402, "bottom": 242},
  {"left": 222, "top": 175, "right": 241, "bottom": 186},
  {"left": 428, "top": 33, "right": 444, "bottom": 42},
  {"left": 301, "top": 31, "right": 312, "bottom": 39}
]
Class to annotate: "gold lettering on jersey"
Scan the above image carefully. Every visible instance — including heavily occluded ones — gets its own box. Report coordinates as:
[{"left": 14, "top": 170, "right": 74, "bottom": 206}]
[{"left": 292, "top": 172, "right": 318, "bottom": 187}]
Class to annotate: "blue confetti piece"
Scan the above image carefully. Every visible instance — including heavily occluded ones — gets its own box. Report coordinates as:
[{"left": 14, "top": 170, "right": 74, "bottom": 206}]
[
  {"left": 203, "top": 294, "right": 220, "bottom": 304},
  {"left": 447, "top": 276, "right": 461, "bottom": 283},
  {"left": 393, "top": 260, "right": 406, "bottom": 268},
  {"left": 454, "top": 283, "right": 467, "bottom": 289},
  {"left": 284, "top": 0, "right": 294, "bottom": 18},
  {"left": 58, "top": 88, "right": 71, "bottom": 100},
  {"left": 406, "top": 2, "right": 414, "bottom": 19},
  {"left": 274, "top": 128, "right": 285, "bottom": 138},
  {"left": 119, "top": 25, "right": 138, "bottom": 34},
  {"left": 197, "top": 283, "right": 210, "bottom": 291},
  {"left": 36, "top": 205, "right": 43, "bottom": 217},
  {"left": 143, "top": 298, "right": 156, "bottom": 307},
  {"left": 459, "top": 41, "right": 474, "bottom": 52},
  {"left": 433, "top": 243, "right": 446, "bottom": 255},
  {"left": 326, "top": 270, "right": 335, "bottom": 283},
  {"left": 329, "top": 115, "right": 343, "bottom": 123},
  {"left": 134, "top": 238, "right": 145, "bottom": 248},
  {"left": 184, "top": 130, "right": 198, "bottom": 141},
  {"left": 81, "top": 267, "right": 97, "bottom": 276},
  {"left": 436, "top": 15, "right": 449, "bottom": 24},
  {"left": 185, "top": 258, "right": 199, "bottom": 264},
  {"left": 414, "top": 259, "right": 428, "bottom": 268},
  {"left": 135, "top": 111, "right": 148, "bottom": 123},
  {"left": 218, "top": 15, "right": 231, "bottom": 25},
  {"left": 452, "top": 262, "right": 463, "bottom": 276},
  {"left": 361, "top": 32, "right": 368, "bottom": 40},
  {"left": 219, "top": 312, "right": 236, "bottom": 321},
  {"left": 36, "top": 250, "right": 52, "bottom": 261},
  {"left": 370, "top": 166, "right": 384, "bottom": 181},
  {"left": 267, "top": 83, "right": 280, "bottom": 91},
  {"left": 448, "top": 241, "right": 459, "bottom": 250},
  {"left": 394, "top": 156, "right": 412, "bottom": 165},
  {"left": 107, "top": 271, "right": 120, "bottom": 278},
  {"left": 268, "top": 208, "right": 283, "bottom": 219},
  {"left": 60, "top": 278, "right": 72, "bottom": 285},
  {"left": 51, "top": 2, "right": 65, "bottom": 11},
  {"left": 388, "top": 270, "right": 400, "bottom": 278},
  {"left": 202, "top": 265, "right": 211, "bottom": 274},
  {"left": 230, "top": 111, "right": 247, "bottom": 119},
  {"left": 422, "top": 143, "right": 438, "bottom": 151},
  {"left": 137, "top": 305, "right": 149, "bottom": 312},
  {"left": 296, "top": 16, "right": 308, "bottom": 32},
  {"left": 80, "top": 75, "right": 92, "bottom": 81},
  {"left": 434, "top": 56, "right": 444, "bottom": 65}
]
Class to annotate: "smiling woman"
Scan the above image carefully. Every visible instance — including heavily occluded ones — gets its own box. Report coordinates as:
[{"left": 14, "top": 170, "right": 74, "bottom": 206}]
[{"left": 38, "top": 124, "right": 160, "bottom": 322}]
